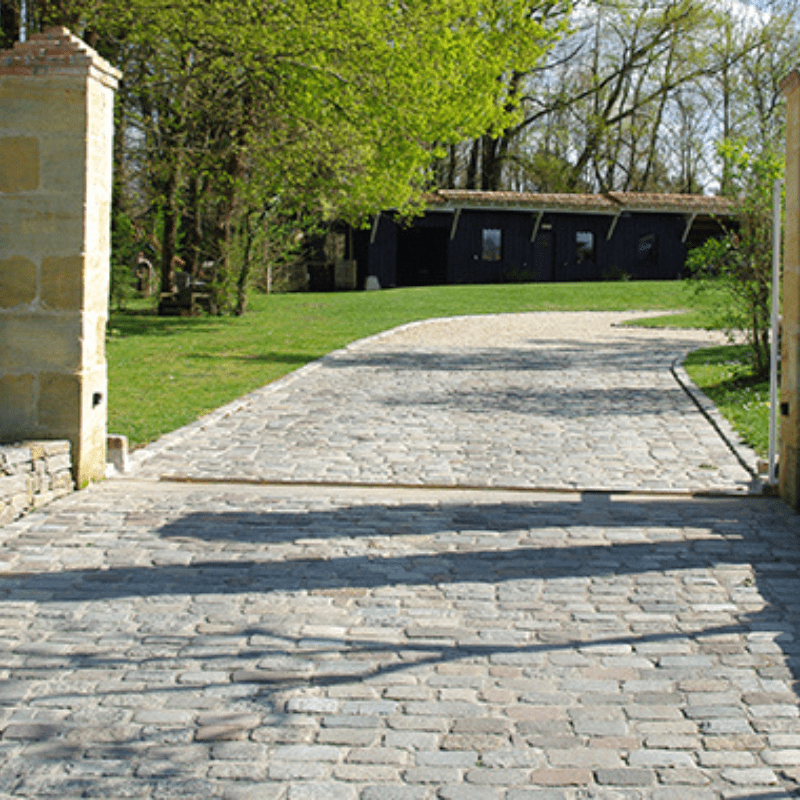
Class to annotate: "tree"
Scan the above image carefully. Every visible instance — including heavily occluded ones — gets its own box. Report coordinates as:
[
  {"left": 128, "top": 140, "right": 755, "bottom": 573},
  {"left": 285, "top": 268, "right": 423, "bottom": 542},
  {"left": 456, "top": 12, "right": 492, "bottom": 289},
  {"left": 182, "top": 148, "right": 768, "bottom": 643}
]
[
  {"left": 447, "top": 0, "right": 715, "bottom": 192},
  {"left": 86, "top": 0, "right": 568, "bottom": 310},
  {"left": 686, "top": 140, "right": 783, "bottom": 379},
  {"left": 435, "top": 0, "right": 800, "bottom": 196}
]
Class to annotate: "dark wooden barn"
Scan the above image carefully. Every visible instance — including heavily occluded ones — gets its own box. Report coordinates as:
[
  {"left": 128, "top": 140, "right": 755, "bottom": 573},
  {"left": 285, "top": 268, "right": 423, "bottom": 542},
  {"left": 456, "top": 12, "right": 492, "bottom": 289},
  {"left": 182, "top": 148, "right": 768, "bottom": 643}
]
[{"left": 347, "top": 190, "right": 736, "bottom": 289}]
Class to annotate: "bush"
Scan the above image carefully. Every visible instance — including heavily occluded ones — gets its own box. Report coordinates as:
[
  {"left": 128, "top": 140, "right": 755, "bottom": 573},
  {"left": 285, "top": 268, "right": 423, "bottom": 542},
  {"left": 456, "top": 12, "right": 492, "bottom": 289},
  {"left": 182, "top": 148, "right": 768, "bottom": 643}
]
[{"left": 686, "top": 140, "right": 782, "bottom": 380}]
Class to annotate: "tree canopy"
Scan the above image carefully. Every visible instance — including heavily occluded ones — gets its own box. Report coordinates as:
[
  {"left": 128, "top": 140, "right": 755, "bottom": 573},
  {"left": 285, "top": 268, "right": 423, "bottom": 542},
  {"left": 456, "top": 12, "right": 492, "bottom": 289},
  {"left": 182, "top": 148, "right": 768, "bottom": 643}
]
[
  {"left": 3, "top": 0, "right": 798, "bottom": 310},
  {"left": 0, "top": 0, "right": 567, "bottom": 308}
]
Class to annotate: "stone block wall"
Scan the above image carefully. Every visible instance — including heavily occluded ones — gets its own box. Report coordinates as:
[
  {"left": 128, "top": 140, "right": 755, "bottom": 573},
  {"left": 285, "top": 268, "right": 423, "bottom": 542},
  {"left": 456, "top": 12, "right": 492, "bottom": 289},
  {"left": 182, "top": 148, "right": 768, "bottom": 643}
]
[
  {"left": 0, "top": 441, "right": 74, "bottom": 526},
  {"left": 0, "top": 28, "right": 120, "bottom": 486},
  {"left": 781, "top": 70, "right": 800, "bottom": 509}
]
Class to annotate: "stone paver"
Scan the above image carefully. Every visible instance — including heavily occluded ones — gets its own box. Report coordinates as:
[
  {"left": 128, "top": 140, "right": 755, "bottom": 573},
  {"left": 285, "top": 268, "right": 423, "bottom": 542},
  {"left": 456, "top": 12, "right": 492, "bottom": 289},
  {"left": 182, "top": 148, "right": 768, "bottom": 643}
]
[
  {"left": 0, "top": 311, "right": 797, "bottom": 798},
  {"left": 0, "top": 483, "right": 798, "bottom": 798},
  {"left": 130, "top": 313, "right": 758, "bottom": 494}
]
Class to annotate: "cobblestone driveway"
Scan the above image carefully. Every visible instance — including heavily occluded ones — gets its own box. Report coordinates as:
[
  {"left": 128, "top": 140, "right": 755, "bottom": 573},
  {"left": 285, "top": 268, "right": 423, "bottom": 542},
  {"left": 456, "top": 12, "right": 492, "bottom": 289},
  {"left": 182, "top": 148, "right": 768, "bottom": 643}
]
[
  {"left": 0, "top": 312, "right": 797, "bottom": 799},
  {"left": 132, "top": 313, "right": 758, "bottom": 494}
]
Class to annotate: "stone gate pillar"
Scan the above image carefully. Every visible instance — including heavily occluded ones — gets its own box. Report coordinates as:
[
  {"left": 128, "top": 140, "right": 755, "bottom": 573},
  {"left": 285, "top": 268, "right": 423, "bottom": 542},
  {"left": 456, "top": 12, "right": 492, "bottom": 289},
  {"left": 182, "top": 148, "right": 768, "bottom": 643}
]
[
  {"left": 0, "top": 28, "right": 120, "bottom": 486},
  {"left": 781, "top": 70, "right": 800, "bottom": 509}
]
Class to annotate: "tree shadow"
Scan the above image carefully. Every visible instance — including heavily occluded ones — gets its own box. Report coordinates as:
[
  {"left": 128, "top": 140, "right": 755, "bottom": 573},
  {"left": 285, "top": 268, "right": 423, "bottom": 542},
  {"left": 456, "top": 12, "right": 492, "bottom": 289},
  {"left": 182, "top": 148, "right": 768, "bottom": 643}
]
[
  {"left": 324, "top": 339, "right": 694, "bottom": 374},
  {"left": 2, "top": 491, "right": 799, "bottom": 796},
  {"left": 108, "top": 310, "right": 226, "bottom": 339},
  {"left": 378, "top": 384, "right": 695, "bottom": 417},
  {"left": 186, "top": 352, "right": 317, "bottom": 366},
  {"left": 4, "top": 493, "right": 797, "bottom": 616}
]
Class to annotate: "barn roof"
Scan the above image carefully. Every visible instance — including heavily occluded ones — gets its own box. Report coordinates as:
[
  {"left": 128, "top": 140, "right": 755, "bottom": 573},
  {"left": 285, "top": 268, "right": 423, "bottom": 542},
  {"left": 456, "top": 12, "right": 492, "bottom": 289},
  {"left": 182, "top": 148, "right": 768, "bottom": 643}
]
[{"left": 427, "top": 189, "right": 736, "bottom": 217}]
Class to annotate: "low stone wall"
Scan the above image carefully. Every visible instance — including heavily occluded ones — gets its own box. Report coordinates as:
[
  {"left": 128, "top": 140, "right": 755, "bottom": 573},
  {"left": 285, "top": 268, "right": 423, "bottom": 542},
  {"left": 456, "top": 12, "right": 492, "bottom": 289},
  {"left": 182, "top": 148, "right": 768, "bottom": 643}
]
[{"left": 0, "top": 441, "right": 74, "bottom": 526}]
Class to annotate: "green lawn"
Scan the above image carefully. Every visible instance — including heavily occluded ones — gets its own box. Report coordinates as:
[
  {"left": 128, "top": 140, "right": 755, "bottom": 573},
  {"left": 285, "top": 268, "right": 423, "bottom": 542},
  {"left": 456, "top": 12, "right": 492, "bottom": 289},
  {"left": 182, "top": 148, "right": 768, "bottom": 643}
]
[
  {"left": 107, "top": 281, "right": 753, "bottom": 449},
  {"left": 682, "top": 345, "right": 770, "bottom": 458}
]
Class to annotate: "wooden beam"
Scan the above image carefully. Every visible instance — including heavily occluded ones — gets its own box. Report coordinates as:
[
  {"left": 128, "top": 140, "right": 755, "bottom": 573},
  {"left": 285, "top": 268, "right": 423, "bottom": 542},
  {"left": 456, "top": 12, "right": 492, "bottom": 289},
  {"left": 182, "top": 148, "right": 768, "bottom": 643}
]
[
  {"left": 530, "top": 210, "right": 544, "bottom": 243},
  {"left": 370, "top": 211, "right": 381, "bottom": 244},
  {"left": 450, "top": 208, "right": 462, "bottom": 241},
  {"left": 682, "top": 212, "right": 697, "bottom": 243},
  {"left": 606, "top": 210, "right": 621, "bottom": 241}
]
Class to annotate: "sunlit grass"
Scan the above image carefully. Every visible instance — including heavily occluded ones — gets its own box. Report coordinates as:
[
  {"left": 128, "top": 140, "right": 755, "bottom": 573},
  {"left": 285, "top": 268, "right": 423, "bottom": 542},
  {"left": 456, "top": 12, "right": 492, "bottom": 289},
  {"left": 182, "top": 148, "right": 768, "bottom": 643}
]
[{"left": 683, "top": 345, "right": 770, "bottom": 457}]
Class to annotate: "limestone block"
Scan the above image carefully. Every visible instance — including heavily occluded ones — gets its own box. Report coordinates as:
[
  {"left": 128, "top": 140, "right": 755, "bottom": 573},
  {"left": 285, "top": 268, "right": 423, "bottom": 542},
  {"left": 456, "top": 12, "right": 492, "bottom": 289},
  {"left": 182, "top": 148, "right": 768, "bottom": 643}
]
[
  {"left": 83, "top": 252, "right": 111, "bottom": 315},
  {"left": 81, "top": 312, "right": 107, "bottom": 369},
  {"left": 0, "top": 136, "right": 39, "bottom": 192},
  {"left": 87, "top": 78, "right": 113, "bottom": 138},
  {"left": 106, "top": 434, "right": 129, "bottom": 473},
  {"left": 780, "top": 446, "right": 800, "bottom": 509},
  {"left": 41, "top": 255, "right": 83, "bottom": 310},
  {"left": 0, "top": 442, "right": 32, "bottom": 473},
  {"left": 45, "top": 453, "right": 72, "bottom": 473},
  {"left": 0, "top": 192, "right": 83, "bottom": 256},
  {"left": 780, "top": 68, "right": 800, "bottom": 509},
  {"left": 0, "top": 255, "right": 37, "bottom": 308},
  {"left": 28, "top": 468, "right": 42, "bottom": 494},
  {"left": 0, "top": 77, "right": 86, "bottom": 135},
  {"left": 75, "top": 364, "right": 107, "bottom": 484},
  {"left": 37, "top": 441, "right": 70, "bottom": 457},
  {"left": 0, "top": 375, "right": 35, "bottom": 440},
  {"left": 84, "top": 192, "right": 111, "bottom": 254},
  {"left": 0, "top": 503, "right": 16, "bottom": 526},
  {"left": 39, "top": 134, "right": 86, "bottom": 193},
  {"left": 0, "top": 473, "right": 28, "bottom": 497},
  {"left": 0, "top": 315, "right": 81, "bottom": 372},
  {"left": 50, "top": 472, "right": 73, "bottom": 493},
  {"left": 37, "top": 372, "right": 80, "bottom": 434}
]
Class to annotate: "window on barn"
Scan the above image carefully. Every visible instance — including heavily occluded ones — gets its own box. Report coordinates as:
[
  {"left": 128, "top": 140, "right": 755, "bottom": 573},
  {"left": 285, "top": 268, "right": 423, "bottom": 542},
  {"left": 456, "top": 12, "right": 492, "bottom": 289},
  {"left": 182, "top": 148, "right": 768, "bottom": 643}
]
[
  {"left": 482, "top": 229, "right": 502, "bottom": 261},
  {"left": 576, "top": 231, "right": 594, "bottom": 262}
]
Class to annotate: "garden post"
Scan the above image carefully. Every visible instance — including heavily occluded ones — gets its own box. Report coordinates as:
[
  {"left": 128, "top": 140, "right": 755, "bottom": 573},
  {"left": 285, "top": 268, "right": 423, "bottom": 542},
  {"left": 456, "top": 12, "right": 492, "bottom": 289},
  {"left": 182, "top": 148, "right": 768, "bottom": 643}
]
[{"left": 0, "top": 28, "right": 120, "bottom": 486}]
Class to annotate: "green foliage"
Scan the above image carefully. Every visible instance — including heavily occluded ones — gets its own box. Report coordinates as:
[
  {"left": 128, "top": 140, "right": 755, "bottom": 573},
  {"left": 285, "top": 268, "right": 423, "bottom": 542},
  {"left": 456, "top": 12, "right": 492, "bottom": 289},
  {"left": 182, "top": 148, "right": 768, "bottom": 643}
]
[
  {"left": 601, "top": 265, "right": 631, "bottom": 282},
  {"left": 78, "top": 0, "right": 569, "bottom": 313},
  {"left": 686, "top": 139, "right": 783, "bottom": 380},
  {"left": 109, "top": 210, "right": 139, "bottom": 311}
]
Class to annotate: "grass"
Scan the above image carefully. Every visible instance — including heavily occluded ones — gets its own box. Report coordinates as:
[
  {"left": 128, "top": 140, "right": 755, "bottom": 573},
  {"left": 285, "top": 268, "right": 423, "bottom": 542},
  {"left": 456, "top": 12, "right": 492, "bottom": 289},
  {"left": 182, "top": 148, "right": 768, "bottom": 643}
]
[
  {"left": 682, "top": 345, "right": 770, "bottom": 458},
  {"left": 107, "top": 281, "right": 752, "bottom": 449}
]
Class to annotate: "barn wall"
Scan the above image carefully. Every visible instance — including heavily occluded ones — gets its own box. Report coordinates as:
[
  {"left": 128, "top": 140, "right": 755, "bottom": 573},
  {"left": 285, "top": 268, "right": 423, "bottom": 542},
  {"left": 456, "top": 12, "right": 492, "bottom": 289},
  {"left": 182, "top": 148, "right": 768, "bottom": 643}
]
[
  {"left": 607, "top": 214, "right": 688, "bottom": 280},
  {"left": 359, "top": 207, "right": 703, "bottom": 287}
]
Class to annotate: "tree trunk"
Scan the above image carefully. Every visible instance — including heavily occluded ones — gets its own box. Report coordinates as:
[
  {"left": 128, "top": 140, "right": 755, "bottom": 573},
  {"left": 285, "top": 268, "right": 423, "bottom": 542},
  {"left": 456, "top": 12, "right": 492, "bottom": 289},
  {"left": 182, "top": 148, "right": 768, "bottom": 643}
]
[
  {"left": 235, "top": 212, "right": 259, "bottom": 316},
  {"left": 447, "top": 144, "right": 458, "bottom": 188},
  {"left": 466, "top": 138, "right": 480, "bottom": 189},
  {"left": 159, "top": 166, "right": 180, "bottom": 298},
  {"left": 480, "top": 134, "right": 496, "bottom": 190}
]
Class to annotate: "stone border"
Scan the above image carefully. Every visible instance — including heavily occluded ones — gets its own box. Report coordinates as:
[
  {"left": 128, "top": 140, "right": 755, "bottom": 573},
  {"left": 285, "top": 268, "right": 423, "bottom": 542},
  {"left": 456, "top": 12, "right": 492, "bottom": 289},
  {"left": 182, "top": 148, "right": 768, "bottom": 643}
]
[
  {"left": 0, "top": 441, "right": 74, "bottom": 526},
  {"left": 671, "top": 355, "right": 764, "bottom": 491}
]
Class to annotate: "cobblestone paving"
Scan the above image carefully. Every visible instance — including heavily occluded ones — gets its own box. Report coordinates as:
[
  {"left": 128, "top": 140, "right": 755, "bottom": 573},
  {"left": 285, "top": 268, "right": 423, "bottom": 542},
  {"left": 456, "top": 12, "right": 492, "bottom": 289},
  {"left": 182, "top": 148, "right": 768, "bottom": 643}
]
[
  {"left": 1, "top": 311, "right": 796, "bottom": 799},
  {"left": 131, "top": 313, "right": 759, "bottom": 494},
  {"left": 0, "top": 482, "right": 798, "bottom": 799}
]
